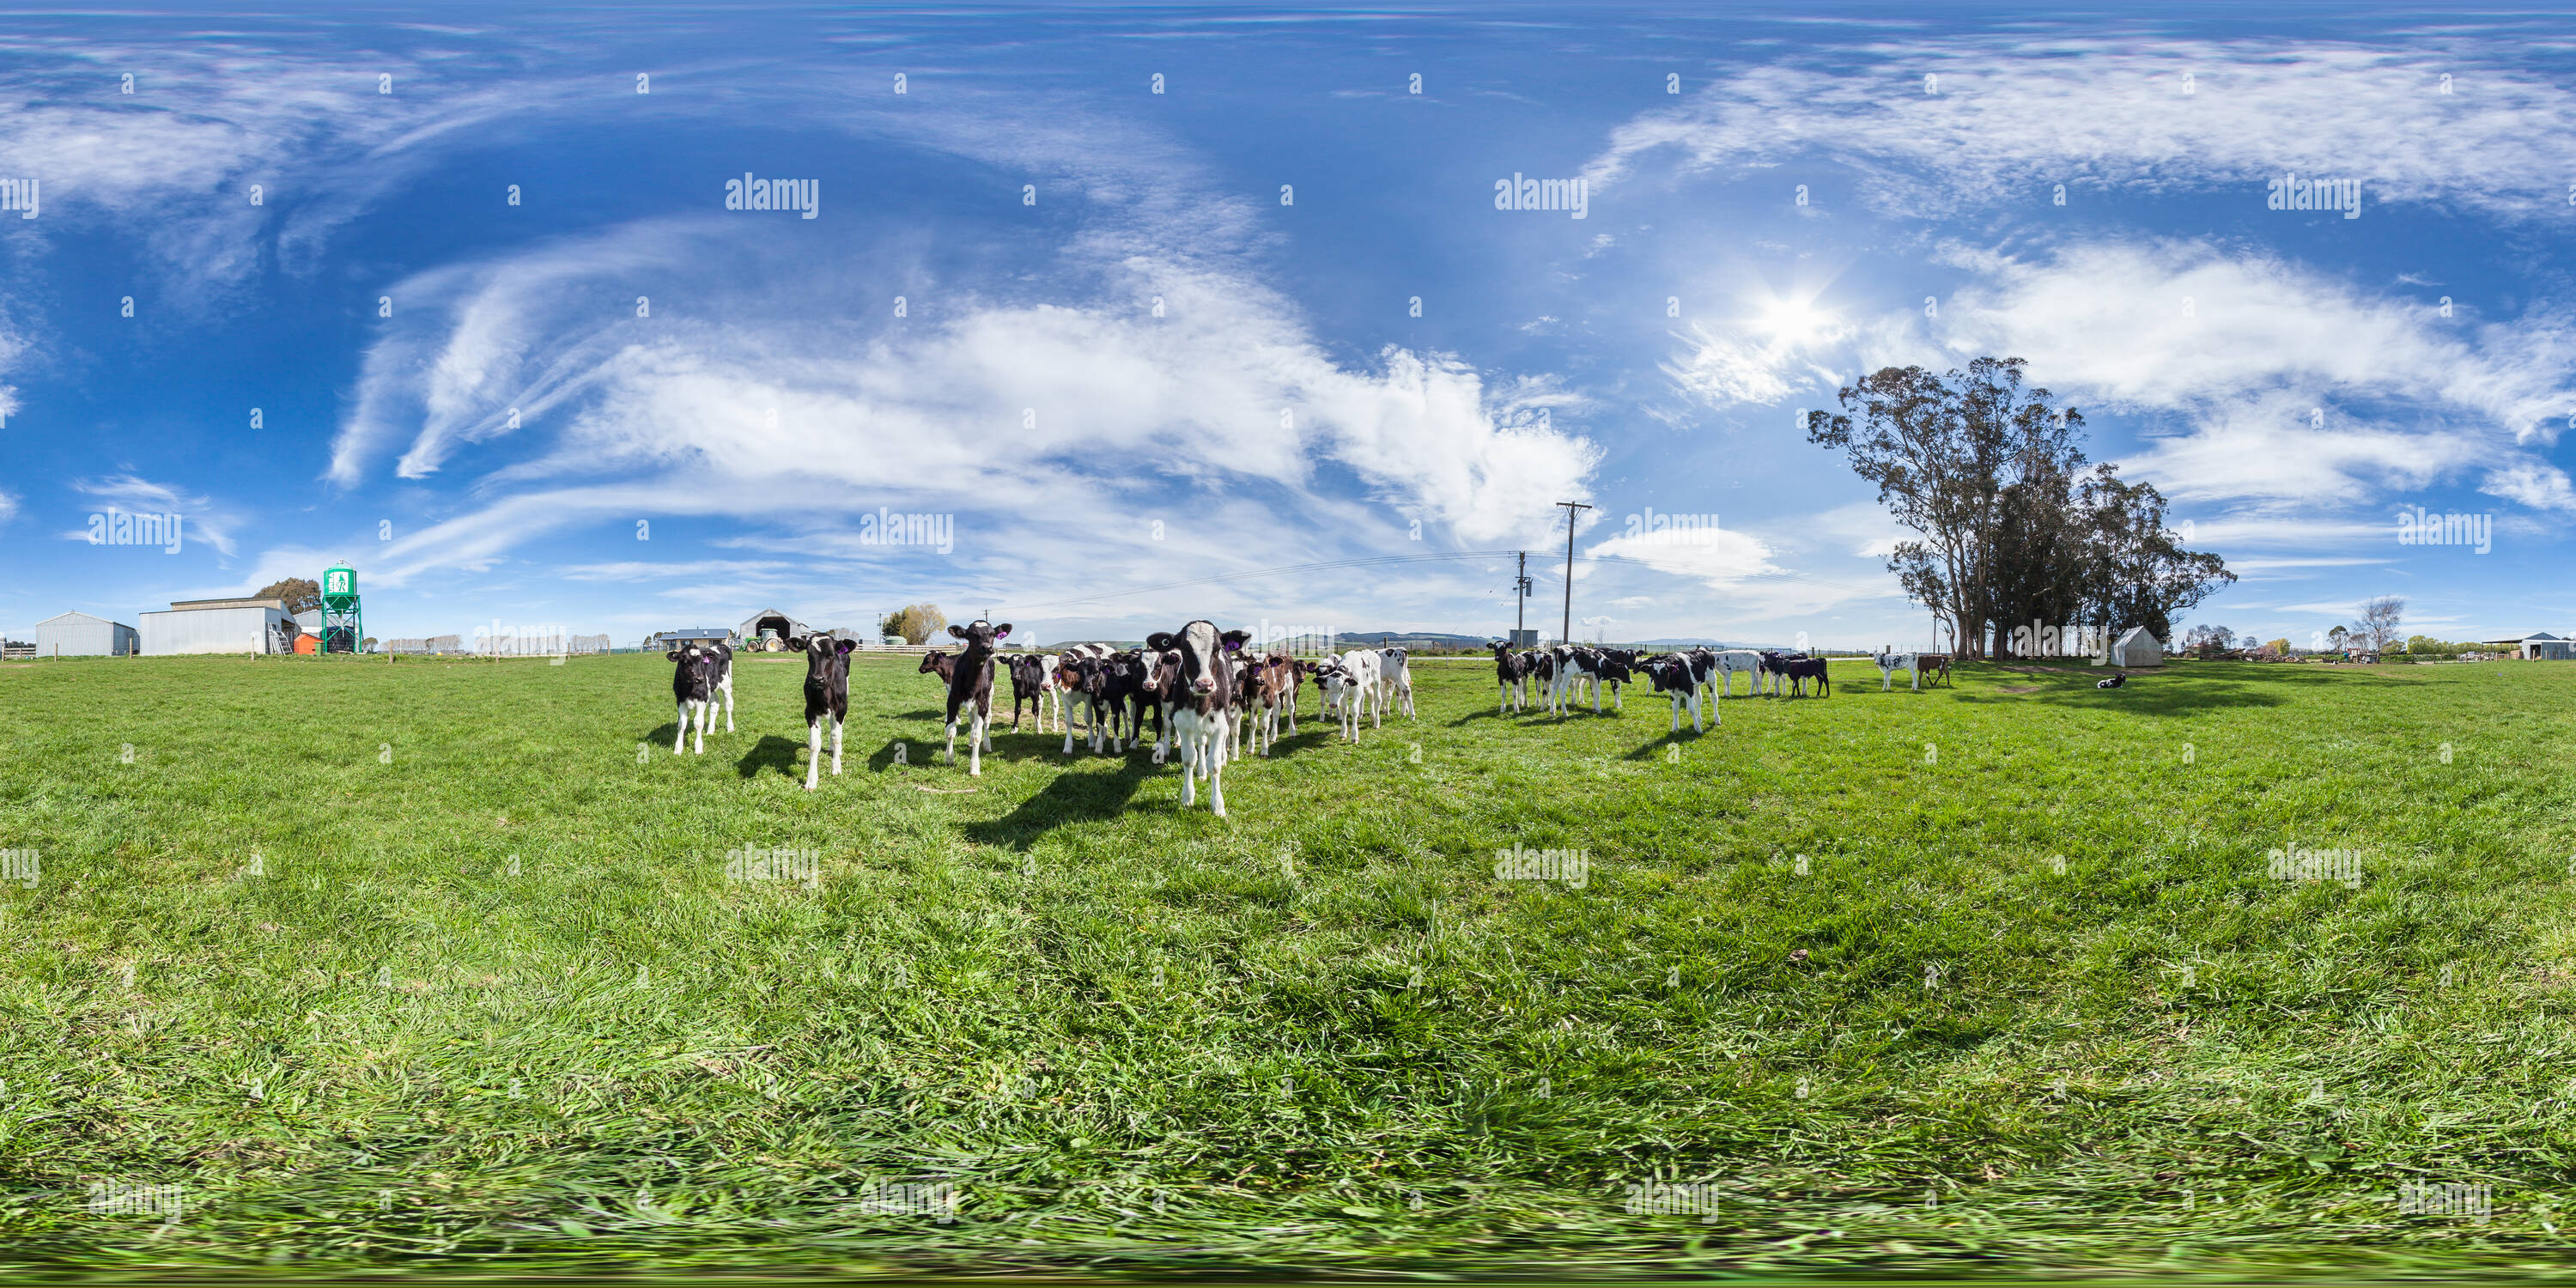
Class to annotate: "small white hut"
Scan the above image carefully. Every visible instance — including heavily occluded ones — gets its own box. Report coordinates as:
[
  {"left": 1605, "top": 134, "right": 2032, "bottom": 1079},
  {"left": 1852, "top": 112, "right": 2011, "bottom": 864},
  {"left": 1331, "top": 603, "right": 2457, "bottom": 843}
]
[{"left": 2110, "top": 626, "right": 2166, "bottom": 667}]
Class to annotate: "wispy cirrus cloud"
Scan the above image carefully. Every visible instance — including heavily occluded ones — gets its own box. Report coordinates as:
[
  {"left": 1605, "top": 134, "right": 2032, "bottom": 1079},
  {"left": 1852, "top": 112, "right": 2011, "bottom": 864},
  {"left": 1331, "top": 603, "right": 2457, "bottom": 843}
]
[
  {"left": 68, "top": 474, "right": 240, "bottom": 556},
  {"left": 1590, "top": 37, "right": 2576, "bottom": 220}
]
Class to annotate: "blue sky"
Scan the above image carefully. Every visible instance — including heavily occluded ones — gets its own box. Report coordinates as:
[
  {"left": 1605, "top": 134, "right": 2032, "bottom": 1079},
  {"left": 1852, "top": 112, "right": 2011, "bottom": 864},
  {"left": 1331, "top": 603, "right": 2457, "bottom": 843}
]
[{"left": 3, "top": 3, "right": 2572, "bottom": 650}]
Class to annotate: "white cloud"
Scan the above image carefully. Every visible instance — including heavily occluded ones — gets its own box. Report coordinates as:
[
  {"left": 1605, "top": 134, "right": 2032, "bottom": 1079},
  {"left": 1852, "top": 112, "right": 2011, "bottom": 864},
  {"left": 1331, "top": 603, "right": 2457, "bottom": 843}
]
[
  {"left": 69, "top": 475, "right": 239, "bottom": 556},
  {"left": 1801, "top": 241, "right": 2576, "bottom": 512},
  {"left": 1591, "top": 38, "right": 2576, "bottom": 221},
  {"left": 2482, "top": 461, "right": 2576, "bottom": 512},
  {"left": 326, "top": 210, "right": 1603, "bottom": 592}
]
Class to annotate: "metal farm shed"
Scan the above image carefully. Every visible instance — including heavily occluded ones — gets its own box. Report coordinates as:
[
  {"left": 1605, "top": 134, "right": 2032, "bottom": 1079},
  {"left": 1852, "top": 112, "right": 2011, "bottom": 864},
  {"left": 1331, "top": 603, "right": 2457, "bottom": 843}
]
[
  {"left": 139, "top": 598, "right": 295, "bottom": 655},
  {"left": 33, "top": 611, "right": 139, "bottom": 657}
]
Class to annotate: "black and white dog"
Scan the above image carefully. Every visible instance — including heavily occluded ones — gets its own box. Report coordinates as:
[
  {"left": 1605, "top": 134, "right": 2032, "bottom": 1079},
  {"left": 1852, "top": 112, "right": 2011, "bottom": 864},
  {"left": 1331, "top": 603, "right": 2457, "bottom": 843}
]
[
  {"left": 2097, "top": 672, "right": 2127, "bottom": 690},
  {"left": 942, "top": 620, "right": 1010, "bottom": 775},
  {"left": 787, "top": 633, "right": 853, "bottom": 790},
  {"left": 665, "top": 640, "right": 734, "bottom": 755}
]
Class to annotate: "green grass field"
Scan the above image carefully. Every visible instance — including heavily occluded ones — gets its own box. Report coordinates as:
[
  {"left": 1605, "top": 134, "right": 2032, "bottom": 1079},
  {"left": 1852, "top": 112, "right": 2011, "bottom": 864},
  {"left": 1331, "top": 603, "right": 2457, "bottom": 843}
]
[{"left": 3, "top": 651, "right": 2574, "bottom": 1277}]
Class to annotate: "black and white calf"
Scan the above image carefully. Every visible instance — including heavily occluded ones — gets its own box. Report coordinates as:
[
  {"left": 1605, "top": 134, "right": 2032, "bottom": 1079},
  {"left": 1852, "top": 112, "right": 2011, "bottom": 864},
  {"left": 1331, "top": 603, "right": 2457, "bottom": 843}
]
[
  {"left": 1548, "top": 645, "right": 1606, "bottom": 716},
  {"left": 1143, "top": 621, "right": 1250, "bottom": 816},
  {"left": 1005, "top": 653, "right": 1061, "bottom": 732},
  {"left": 787, "top": 634, "right": 852, "bottom": 790},
  {"left": 665, "top": 640, "right": 734, "bottom": 755},
  {"left": 1776, "top": 654, "right": 1831, "bottom": 696},
  {"left": 1058, "top": 653, "right": 1115, "bottom": 755},
  {"left": 1642, "top": 653, "right": 1707, "bottom": 733},
  {"left": 942, "top": 619, "right": 1010, "bottom": 774},
  {"left": 1491, "top": 641, "right": 1535, "bottom": 713}
]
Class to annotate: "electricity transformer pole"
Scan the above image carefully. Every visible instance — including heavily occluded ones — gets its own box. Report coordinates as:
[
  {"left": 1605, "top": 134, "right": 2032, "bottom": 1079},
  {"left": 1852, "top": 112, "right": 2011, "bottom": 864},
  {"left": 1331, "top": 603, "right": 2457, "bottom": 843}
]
[
  {"left": 1512, "top": 550, "right": 1532, "bottom": 645},
  {"left": 1554, "top": 501, "right": 1591, "bottom": 646}
]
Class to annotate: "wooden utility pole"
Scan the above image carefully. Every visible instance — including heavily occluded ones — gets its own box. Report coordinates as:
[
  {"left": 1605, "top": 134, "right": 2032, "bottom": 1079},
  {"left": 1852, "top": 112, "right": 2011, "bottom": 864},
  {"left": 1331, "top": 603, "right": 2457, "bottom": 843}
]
[{"left": 1554, "top": 501, "right": 1591, "bottom": 646}]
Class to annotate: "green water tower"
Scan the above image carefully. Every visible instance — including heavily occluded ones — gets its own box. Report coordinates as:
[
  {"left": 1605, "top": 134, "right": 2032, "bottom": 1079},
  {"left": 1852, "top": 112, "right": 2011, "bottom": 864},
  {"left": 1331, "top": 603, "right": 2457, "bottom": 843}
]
[{"left": 320, "top": 561, "right": 362, "bottom": 653}]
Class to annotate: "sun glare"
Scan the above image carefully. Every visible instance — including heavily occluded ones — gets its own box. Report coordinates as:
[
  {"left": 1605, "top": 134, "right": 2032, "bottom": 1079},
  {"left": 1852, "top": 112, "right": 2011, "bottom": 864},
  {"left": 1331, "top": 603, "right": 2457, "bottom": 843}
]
[{"left": 1755, "top": 295, "right": 1838, "bottom": 349}]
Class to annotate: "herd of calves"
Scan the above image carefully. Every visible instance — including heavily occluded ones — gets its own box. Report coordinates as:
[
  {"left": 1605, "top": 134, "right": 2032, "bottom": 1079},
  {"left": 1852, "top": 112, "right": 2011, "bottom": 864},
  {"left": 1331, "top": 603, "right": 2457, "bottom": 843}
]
[{"left": 664, "top": 623, "right": 1954, "bottom": 817}]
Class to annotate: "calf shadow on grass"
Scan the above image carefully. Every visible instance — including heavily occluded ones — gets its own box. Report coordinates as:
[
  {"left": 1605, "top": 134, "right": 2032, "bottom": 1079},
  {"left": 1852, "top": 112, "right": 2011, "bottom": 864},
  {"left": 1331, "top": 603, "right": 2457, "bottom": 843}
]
[
  {"left": 735, "top": 733, "right": 809, "bottom": 779},
  {"left": 963, "top": 756, "right": 1158, "bottom": 852},
  {"left": 1623, "top": 727, "right": 1710, "bottom": 759}
]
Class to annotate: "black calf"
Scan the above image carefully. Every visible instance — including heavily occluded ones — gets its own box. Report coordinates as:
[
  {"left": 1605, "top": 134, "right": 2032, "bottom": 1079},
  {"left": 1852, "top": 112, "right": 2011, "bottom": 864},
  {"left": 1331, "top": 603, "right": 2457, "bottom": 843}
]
[{"left": 787, "top": 635, "right": 852, "bottom": 789}]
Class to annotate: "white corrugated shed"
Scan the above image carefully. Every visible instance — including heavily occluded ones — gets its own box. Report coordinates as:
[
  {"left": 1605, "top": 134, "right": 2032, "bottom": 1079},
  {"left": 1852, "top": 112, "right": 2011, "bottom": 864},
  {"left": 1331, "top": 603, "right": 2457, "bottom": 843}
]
[
  {"left": 33, "top": 611, "right": 140, "bottom": 656},
  {"left": 140, "top": 601, "right": 295, "bottom": 655},
  {"left": 2111, "top": 625, "right": 2166, "bottom": 667}
]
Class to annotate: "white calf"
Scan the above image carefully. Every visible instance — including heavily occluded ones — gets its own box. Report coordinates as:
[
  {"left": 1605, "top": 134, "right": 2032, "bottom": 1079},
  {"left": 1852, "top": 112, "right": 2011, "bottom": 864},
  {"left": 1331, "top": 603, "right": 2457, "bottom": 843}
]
[
  {"left": 1320, "top": 650, "right": 1381, "bottom": 741},
  {"left": 1376, "top": 647, "right": 1416, "bottom": 720},
  {"left": 1875, "top": 651, "right": 1924, "bottom": 691},
  {"left": 1709, "top": 648, "right": 1764, "bottom": 698}
]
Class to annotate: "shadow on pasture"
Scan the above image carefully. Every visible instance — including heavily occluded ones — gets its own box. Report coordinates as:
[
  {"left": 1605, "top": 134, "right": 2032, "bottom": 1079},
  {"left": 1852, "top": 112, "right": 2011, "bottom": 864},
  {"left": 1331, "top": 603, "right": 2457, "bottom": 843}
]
[
  {"left": 1623, "top": 728, "right": 1707, "bottom": 760},
  {"left": 964, "top": 756, "right": 1157, "bottom": 851},
  {"left": 1947, "top": 666, "right": 2293, "bottom": 715},
  {"left": 734, "top": 733, "right": 807, "bottom": 779}
]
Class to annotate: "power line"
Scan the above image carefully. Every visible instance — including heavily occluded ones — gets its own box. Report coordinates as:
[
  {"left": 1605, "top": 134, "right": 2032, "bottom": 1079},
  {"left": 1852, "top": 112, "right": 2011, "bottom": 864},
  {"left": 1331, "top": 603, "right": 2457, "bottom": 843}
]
[{"left": 984, "top": 547, "right": 1901, "bottom": 617}]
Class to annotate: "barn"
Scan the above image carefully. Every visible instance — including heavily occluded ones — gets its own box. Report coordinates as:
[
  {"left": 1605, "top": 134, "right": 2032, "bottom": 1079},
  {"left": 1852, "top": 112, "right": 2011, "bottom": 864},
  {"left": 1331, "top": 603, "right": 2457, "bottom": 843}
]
[
  {"left": 2500, "top": 632, "right": 2573, "bottom": 660},
  {"left": 2109, "top": 626, "right": 2166, "bottom": 667},
  {"left": 737, "top": 609, "right": 817, "bottom": 652},
  {"left": 33, "top": 611, "right": 140, "bottom": 657},
  {"left": 138, "top": 597, "right": 296, "bottom": 655}
]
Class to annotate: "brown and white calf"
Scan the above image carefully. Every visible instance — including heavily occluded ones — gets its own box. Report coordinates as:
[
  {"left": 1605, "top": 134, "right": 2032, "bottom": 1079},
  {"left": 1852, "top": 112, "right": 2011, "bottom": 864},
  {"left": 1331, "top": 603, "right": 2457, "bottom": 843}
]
[
  {"left": 665, "top": 641, "right": 734, "bottom": 755},
  {"left": 1236, "top": 652, "right": 1297, "bottom": 756},
  {"left": 941, "top": 619, "right": 1010, "bottom": 774},
  {"left": 787, "top": 634, "right": 852, "bottom": 789},
  {"left": 1144, "top": 620, "right": 1249, "bottom": 815}
]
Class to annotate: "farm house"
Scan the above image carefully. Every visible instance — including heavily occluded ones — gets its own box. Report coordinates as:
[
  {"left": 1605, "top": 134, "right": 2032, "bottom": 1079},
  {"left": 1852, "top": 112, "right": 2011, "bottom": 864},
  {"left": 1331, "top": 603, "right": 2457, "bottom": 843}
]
[{"left": 32, "top": 611, "right": 140, "bottom": 657}]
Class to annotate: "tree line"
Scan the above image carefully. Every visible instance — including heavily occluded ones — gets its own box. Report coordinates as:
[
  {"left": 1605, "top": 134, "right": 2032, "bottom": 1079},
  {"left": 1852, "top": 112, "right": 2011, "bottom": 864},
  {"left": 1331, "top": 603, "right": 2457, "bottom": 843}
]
[{"left": 1806, "top": 357, "right": 2233, "bottom": 659}]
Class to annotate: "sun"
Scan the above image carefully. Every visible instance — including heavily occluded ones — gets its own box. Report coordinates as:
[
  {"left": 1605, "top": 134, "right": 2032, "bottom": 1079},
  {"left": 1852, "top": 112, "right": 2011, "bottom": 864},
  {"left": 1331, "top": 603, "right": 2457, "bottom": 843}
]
[{"left": 1754, "top": 294, "right": 1838, "bottom": 349}]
